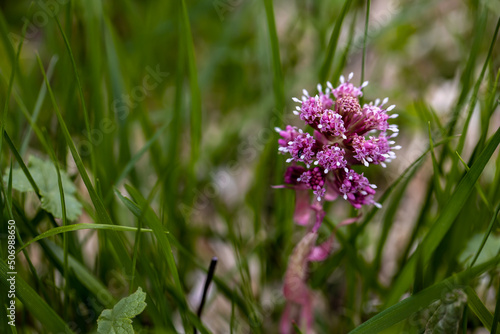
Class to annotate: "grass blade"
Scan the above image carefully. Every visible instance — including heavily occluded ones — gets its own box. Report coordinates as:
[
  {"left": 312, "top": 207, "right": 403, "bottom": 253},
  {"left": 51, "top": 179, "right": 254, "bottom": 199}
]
[{"left": 385, "top": 126, "right": 500, "bottom": 307}]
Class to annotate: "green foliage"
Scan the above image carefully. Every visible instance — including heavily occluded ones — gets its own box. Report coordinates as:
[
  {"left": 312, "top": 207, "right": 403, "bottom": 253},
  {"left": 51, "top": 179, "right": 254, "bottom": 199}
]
[
  {"left": 97, "top": 287, "right": 147, "bottom": 334},
  {"left": 5, "top": 156, "right": 82, "bottom": 220},
  {"left": 0, "top": 0, "right": 499, "bottom": 333}
]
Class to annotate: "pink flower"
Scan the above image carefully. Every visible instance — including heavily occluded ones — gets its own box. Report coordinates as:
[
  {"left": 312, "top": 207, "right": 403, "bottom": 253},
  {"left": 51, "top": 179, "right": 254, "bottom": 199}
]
[
  {"left": 276, "top": 72, "right": 399, "bottom": 210},
  {"left": 281, "top": 232, "right": 333, "bottom": 334},
  {"left": 276, "top": 74, "right": 399, "bottom": 332}
]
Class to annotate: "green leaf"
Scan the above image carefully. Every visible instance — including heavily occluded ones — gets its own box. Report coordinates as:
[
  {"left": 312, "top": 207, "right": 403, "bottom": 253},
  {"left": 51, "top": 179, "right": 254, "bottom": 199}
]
[
  {"left": 349, "top": 254, "right": 500, "bottom": 333},
  {"left": 97, "top": 287, "right": 147, "bottom": 334},
  {"left": 5, "top": 156, "right": 82, "bottom": 220}
]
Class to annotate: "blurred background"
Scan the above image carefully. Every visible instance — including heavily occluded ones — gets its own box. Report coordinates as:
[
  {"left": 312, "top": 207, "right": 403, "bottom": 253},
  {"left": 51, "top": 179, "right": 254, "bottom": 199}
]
[{"left": 0, "top": 0, "right": 499, "bottom": 333}]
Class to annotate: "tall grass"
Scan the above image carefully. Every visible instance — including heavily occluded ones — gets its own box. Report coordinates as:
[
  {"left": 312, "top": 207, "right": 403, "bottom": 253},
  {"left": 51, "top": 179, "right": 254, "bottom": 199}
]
[{"left": 0, "top": 0, "right": 499, "bottom": 333}]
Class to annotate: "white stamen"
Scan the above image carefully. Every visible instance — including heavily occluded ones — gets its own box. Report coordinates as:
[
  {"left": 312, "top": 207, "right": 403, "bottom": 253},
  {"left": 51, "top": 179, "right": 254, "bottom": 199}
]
[
  {"left": 288, "top": 141, "right": 293, "bottom": 145},
  {"left": 318, "top": 124, "right": 323, "bottom": 129},
  {"left": 306, "top": 164, "right": 310, "bottom": 168},
  {"left": 297, "top": 177, "right": 301, "bottom": 181},
  {"left": 286, "top": 158, "right": 293, "bottom": 163},
  {"left": 300, "top": 155, "right": 305, "bottom": 160},
  {"left": 296, "top": 106, "right": 301, "bottom": 111},
  {"left": 374, "top": 202, "right": 382, "bottom": 209},
  {"left": 324, "top": 169, "right": 328, "bottom": 174},
  {"left": 390, "top": 133, "right": 399, "bottom": 138},
  {"left": 364, "top": 160, "right": 369, "bottom": 167},
  {"left": 389, "top": 114, "right": 399, "bottom": 118},
  {"left": 293, "top": 110, "right": 299, "bottom": 115},
  {"left": 298, "top": 129, "right": 303, "bottom": 133},
  {"left": 302, "top": 96, "right": 307, "bottom": 102},
  {"left": 393, "top": 145, "right": 402, "bottom": 150},
  {"left": 370, "top": 184, "right": 377, "bottom": 189},
  {"left": 317, "top": 196, "right": 321, "bottom": 201},
  {"left": 303, "top": 89, "right": 309, "bottom": 97},
  {"left": 386, "top": 105, "right": 396, "bottom": 111},
  {"left": 342, "top": 134, "right": 347, "bottom": 139},
  {"left": 348, "top": 72, "right": 354, "bottom": 81},
  {"left": 292, "top": 97, "right": 302, "bottom": 103},
  {"left": 314, "top": 161, "right": 319, "bottom": 165},
  {"left": 366, "top": 157, "right": 373, "bottom": 162},
  {"left": 382, "top": 97, "right": 389, "bottom": 106},
  {"left": 274, "top": 127, "right": 282, "bottom": 133},
  {"left": 360, "top": 191, "right": 367, "bottom": 195},
  {"left": 381, "top": 162, "right": 387, "bottom": 168},
  {"left": 344, "top": 167, "right": 349, "bottom": 173},
  {"left": 325, "top": 88, "right": 331, "bottom": 95},
  {"left": 336, "top": 162, "right": 340, "bottom": 166},
  {"left": 361, "top": 81, "right": 369, "bottom": 88},
  {"left": 374, "top": 98, "right": 380, "bottom": 106},
  {"left": 343, "top": 194, "right": 348, "bottom": 200},
  {"left": 327, "top": 81, "right": 333, "bottom": 90},
  {"left": 389, "top": 141, "right": 395, "bottom": 144},
  {"left": 317, "top": 84, "right": 322, "bottom": 93},
  {"left": 340, "top": 75, "right": 345, "bottom": 84}
]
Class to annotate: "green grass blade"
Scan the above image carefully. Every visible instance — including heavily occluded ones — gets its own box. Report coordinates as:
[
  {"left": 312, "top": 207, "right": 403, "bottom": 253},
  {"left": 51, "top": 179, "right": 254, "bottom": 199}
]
[
  {"left": 349, "top": 255, "right": 500, "bottom": 333},
  {"left": 53, "top": 16, "right": 95, "bottom": 176},
  {"left": 465, "top": 286, "right": 496, "bottom": 331},
  {"left": 319, "top": 0, "right": 353, "bottom": 82},
  {"left": 43, "top": 240, "right": 117, "bottom": 309},
  {"left": 179, "top": 0, "right": 202, "bottom": 169},
  {"left": 263, "top": 0, "right": 285, "bottom": 113},
  {"left": 0, "top": 260, "right": 74, "bottom": 333},
  {"left": 118, "top": 185, "right": 190, "bottom": 329},
  {"left": 360, "top": 0, "right": 370, "bottom": 86},
  {"left": 385, "top": 126, "right": 500, "bottom": 307},
  {"left": 17, "top": 223, "right": 160, "bottom": 253}
]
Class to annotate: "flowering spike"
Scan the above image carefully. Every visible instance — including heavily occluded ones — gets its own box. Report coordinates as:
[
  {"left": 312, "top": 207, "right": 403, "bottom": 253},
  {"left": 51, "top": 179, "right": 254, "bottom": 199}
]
[{"left": 276, "top": 74, "right": 400, "bottom": 235}]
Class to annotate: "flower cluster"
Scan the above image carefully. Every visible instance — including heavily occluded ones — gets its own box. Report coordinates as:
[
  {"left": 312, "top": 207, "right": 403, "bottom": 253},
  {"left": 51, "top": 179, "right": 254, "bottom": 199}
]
[
  {"left": 277, "top": 74, "right": 400, "bottom": 334},
  {"left": 276, "top": 73, "right": 400, "bottom": 215}
]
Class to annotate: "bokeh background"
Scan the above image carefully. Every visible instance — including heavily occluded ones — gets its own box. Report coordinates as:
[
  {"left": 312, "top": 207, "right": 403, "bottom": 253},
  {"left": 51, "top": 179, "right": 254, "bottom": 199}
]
[{"left": 1, "top": 0, "right": 499, "bottom": 333}]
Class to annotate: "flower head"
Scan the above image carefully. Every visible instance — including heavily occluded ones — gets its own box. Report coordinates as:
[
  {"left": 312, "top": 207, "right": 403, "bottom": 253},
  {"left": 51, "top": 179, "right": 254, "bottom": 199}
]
[
  {"left": 276, "top": 73, "right": 399, "bottom": 334},
  {"left": 276, "top": 73, "right": 400, "bottom": 216}
]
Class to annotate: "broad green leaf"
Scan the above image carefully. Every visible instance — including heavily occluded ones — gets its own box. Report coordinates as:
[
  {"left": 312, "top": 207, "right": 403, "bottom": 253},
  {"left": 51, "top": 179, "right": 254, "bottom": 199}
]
[
  {"left": 459, "top": 233, "right": 500, "bottom": 267},
  {"left": 97, "top": 287, "right": 147, "bottom": 334},
  {"left": 5, "top": 156, "right": 82, "bottom": 220}
]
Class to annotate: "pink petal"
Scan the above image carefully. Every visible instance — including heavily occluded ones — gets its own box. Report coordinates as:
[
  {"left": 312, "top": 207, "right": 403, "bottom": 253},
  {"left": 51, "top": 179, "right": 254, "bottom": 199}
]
[
  {"left": 310, "top": 202, "right": 326, "bottom": 233},
  {"left": 294, "top": 189, "right": 312, "bottom": 226},
  {"left": 324, "top": 179, "right": 339, "bottom": 201},
  {"left": 313, "top": 130, "right": 329, "bottom": 145},
  {"left": 337, "top": 215, "right": 361, "bottom": 227},
  {"left": 307, "top": 234, "right": 334, "bottom": 262}
]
